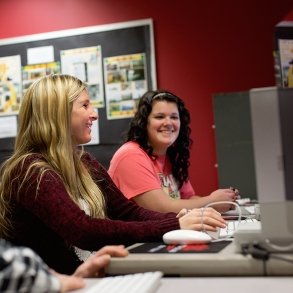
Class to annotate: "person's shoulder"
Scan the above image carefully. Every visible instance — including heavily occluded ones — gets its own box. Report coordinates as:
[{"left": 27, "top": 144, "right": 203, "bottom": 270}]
[
  {"left": 25, "top": 153, "right": 43, "bottom": 161},
  {"left": 82, "top": 151, "right": 95, "bottom": 161},
  {"left": 21, "top": 153, "right": 46, "bottom": 167},
  {"left": 82, "top": 151, "right": 100, "bottom": 165},
  {"left": 25, "top": 154, "right": 60, "bottom": 179},
  {"left": 82, "top": 151, "right": 106, "bottom": 170},
  {"left": 114, "top": 141, "right": 147, "bottom": 157}
]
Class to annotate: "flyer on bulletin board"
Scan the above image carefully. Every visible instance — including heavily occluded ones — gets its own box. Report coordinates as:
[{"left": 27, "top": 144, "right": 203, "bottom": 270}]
[
  {"left": 0, "top": 55, "right": 22, "bottom": 115},
  {"left": 104, "top": 53, "right": 148, "bottom": 120},
  {"left": 60, "top": 46, "right": 104, "bottom": 108},
  {"left": 278, "top": 39, "right": 293, "bottom": 88}
]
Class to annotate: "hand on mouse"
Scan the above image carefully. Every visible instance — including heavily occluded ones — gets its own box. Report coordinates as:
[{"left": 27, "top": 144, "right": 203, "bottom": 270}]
[{"left": 178, "top": 207, "right": 226, "bottom": 232}]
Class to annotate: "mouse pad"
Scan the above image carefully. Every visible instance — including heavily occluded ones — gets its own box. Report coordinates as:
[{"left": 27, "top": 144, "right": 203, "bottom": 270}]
[{"left": 129, "top": 241, "right": 231, "bottom": 254}]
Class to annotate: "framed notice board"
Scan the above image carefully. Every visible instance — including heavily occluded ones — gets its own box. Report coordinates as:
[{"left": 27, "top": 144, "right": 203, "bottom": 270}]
[{"left": 0, "top": 19, "right": 157, "bottom": 168}]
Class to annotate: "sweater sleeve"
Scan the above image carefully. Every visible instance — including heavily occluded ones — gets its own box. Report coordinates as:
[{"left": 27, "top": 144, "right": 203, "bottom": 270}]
[
  {"left": 16, "top": 154, "right": 180, "bottom": 251},
  {"left": 0, "top": 240, "right": 60, "bottom": 293}
]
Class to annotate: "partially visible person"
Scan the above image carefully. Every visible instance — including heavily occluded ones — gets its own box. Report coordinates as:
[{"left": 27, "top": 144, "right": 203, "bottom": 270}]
[
  {"left": 0, "top": 239, "right": 128, "bottom": 293},
  {"left": 109, "top": 89, "right": 239, "bottom": 214},
  {"left": 0, "top": 75, "right": 226, "bottom": 275}
]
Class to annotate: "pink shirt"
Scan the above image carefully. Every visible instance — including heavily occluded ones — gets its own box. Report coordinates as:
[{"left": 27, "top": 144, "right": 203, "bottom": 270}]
[{"left": 108, "top": 141, "right": 195, "bottom": 199}]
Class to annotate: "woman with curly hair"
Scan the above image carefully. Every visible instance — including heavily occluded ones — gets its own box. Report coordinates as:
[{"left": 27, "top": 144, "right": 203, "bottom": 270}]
[{"left": 109, "top": 89, "right": 238, "bottom": 213}]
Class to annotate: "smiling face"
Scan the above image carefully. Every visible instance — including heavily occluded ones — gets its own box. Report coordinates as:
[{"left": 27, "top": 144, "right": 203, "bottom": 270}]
[
  {"left": 147, "top": 100, "right": 180, "bottom": 155},
  {"left": 71, "top": 90, "right": 98, "bottom": 146}
]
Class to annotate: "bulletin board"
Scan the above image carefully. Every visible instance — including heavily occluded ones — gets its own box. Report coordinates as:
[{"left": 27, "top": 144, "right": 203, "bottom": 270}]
[{"left": 0, "top": 19, "right": 157, "bottom": 168}]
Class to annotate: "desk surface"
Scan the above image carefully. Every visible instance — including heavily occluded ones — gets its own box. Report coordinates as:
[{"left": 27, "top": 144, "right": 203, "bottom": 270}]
[
  {"left": 73, "top": 277, "right": 293, "bottom": 293},
  {"left": 106, "top": 241, "right": 293, "bottom": 276}
]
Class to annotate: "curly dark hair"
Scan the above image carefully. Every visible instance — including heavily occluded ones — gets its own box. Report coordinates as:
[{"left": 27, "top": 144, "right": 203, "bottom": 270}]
[{"left": 125, "top": 89, "right": 192, "bottom": 188}]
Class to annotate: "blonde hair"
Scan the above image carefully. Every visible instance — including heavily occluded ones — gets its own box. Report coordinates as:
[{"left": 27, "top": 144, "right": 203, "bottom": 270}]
[{"left": 0, "top": 74, "right": 105, "bottom": 237}]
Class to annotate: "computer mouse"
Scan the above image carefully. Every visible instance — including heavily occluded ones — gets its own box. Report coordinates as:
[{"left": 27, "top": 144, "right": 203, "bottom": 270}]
[{"left": 163, "top": 229, "right": 212, "bottom": 245}]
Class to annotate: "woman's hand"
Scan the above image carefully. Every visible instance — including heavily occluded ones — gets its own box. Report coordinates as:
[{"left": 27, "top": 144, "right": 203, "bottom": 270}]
[
  {"left": 53, "top": 245, "right": 129, "bottom": 292},
  {"left": 73, "top": 245, "right": 129, "bottom": 278},
  {"left": 208, "top": 188, "right": 240, "bottom": 212},
  {"left": 178, "top": 207, "right": 226, "bottom": 232}
]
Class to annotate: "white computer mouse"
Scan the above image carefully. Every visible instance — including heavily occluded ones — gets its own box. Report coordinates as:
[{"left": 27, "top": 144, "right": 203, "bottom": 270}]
[{"left": 163, "top": 229, "right": 212, "bottom": 245}]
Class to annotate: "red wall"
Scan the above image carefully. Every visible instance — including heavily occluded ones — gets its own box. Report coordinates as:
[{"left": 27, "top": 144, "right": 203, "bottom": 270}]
[{"left": 1, "top": 0, "right": 293, "bottom": 195}]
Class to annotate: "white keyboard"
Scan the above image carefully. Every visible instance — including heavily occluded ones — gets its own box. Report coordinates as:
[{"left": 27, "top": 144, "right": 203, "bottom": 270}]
[
  {"left": 223, "top": 206, "right": 255, "bottom": 217},
  {"left": 85, "top": 271, "right": 163, "bottom": 293},
  {"left": 219, "top": 218, "right": 258, "bottom": 239}
]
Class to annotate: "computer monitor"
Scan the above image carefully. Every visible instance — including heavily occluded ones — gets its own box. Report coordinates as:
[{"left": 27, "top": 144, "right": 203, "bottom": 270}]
[{"left": 249, "top": 86, "right": 293, "bottom": 247}]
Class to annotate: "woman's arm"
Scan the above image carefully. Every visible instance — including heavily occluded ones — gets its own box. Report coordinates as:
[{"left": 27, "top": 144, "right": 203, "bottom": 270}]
[
  {"left": 108, "top": 146, "right": 236, "bottom": 213},
  {"left": 0, "top": 240, "right": 128, "bottom": 293},
  {"left": 133, "top": 188, "right": 237, "bottom": 213},
  {"left": 17, "top": 164, "right": 179, "bottom": 250},
  {"left": 55, "top": 245, "right": 129, "bottom": 292},
  {"left": 0, "top": 239, "right": 60, "bottom": 293}
]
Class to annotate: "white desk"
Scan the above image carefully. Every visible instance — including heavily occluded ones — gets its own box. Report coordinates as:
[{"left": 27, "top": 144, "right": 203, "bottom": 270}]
[
  {"left": 105, "top": 241, "right": 293, "bottom": 276},
  {"left": 73, "top": 277, "right": 293, "bottom": 293}
]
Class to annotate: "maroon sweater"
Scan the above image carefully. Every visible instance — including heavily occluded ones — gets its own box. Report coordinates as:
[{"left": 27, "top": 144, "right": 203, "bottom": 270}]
[{"left": 8, "top": 153, "right": 179, "bottom": 274}]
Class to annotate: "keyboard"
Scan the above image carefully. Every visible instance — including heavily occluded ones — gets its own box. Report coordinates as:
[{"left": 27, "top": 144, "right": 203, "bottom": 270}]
[
  {"left": 219, "top": 218, "right": 258, "bottom": 239},
  {"left": 222, "top": 205, "right": 255, "bottom": 217},
  {"left": 85, "top": 271, "right": 163, "bottom": 293}
]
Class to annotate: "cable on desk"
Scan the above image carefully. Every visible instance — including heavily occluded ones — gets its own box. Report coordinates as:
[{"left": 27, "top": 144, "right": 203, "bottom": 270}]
[
  {"left": 205, "top": 201, "right": 242, "bottom": 240},
  {"left": 241, "top": 242, "right": 293, "bottom": 276},
  {"left": 270, "top": 254, "right": 293, "bottom": 264},
  {"left": 264, "top": 238, "right": 293, "bottom": 252},
  {"left": 241, "top": 243, "right": 269, "bottom": 276}
]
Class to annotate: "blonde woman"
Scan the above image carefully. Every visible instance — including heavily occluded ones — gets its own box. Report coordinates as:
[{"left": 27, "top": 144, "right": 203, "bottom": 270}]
[{"left": 0, "top": 74, "right": 226, "bottom": 274}]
